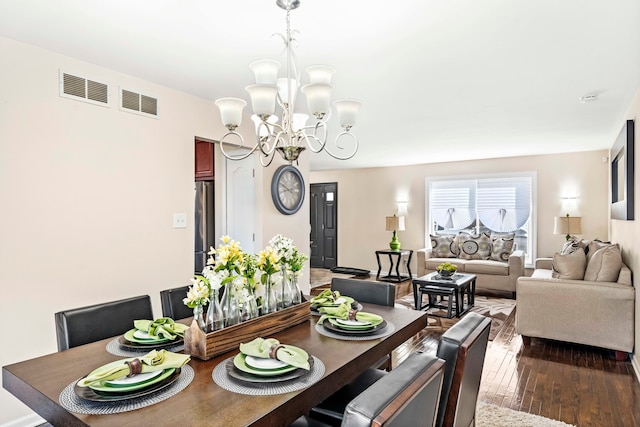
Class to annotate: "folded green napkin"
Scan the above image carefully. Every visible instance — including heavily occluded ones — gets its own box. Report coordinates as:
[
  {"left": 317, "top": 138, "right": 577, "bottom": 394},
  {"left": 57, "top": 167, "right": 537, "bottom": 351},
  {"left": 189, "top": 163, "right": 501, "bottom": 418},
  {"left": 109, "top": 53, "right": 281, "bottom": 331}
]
[
  {"left": 77, "top": 350, "right": 190, "bottom": 387},
  {"left": 134, "top": 318, "right": 189, "bottom": 340},
  {"left": 239, "top": 337, "right": 310, "bottom": 370},
  {"left": 317, "top": 302, "right": 383, "bottom": 326},
  {"left": 310, "top": 289, "right": 340, "bottom": 306}
]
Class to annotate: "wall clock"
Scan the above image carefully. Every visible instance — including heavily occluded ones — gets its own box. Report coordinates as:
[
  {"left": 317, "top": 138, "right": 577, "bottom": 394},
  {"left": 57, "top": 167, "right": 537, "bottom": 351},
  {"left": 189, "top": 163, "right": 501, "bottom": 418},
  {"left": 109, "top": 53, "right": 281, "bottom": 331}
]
[{"left": 271, "top": 165, "right": 305, "bottom": 215}]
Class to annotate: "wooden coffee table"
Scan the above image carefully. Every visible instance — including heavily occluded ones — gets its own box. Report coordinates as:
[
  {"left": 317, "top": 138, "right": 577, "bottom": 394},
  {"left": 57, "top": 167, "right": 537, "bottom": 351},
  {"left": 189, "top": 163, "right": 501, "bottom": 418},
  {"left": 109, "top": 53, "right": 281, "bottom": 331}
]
[{"left": 412, "top": 272, "right": 476, "bottom": 318}]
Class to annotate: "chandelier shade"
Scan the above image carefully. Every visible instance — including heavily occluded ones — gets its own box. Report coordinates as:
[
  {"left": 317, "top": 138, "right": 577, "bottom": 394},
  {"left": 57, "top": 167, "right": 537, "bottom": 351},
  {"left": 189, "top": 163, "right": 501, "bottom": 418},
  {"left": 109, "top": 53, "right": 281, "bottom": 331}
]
[{"left": 214, "top": 0, "right": 362, "bottom": 167}]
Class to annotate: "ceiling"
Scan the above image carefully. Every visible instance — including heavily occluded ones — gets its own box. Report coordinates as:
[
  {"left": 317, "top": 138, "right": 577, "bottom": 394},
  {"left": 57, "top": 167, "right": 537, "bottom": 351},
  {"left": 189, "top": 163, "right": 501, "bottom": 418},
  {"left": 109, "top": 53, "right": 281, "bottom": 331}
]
[{"left": 2, "top": 0, "right": 639, "bottom": 170}]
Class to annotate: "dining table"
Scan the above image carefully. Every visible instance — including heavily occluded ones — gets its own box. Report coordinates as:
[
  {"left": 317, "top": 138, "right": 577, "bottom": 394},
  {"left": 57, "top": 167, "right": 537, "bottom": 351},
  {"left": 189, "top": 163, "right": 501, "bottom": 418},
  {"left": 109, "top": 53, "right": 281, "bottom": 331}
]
[{"left": 2, "top": 303, "right": 427, "bottom": 426}]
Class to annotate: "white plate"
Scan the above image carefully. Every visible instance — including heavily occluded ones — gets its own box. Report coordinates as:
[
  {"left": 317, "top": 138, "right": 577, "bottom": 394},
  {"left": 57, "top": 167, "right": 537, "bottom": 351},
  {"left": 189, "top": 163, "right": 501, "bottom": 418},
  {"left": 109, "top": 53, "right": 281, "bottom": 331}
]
[
  {"left": 244, "top": 355, "right": 289, "bottom": 370},
  {"left": 105, "top": 369, "right": 163, "bottom": 386},
  {"left": 133, "top": 330, "right": 156, "bottom": 340},
  {"left": 334, "top": 297, "right": 347, "bottom": 304},
  {"left": 336, "top": 319, "right": 372, "bottom": 327}
]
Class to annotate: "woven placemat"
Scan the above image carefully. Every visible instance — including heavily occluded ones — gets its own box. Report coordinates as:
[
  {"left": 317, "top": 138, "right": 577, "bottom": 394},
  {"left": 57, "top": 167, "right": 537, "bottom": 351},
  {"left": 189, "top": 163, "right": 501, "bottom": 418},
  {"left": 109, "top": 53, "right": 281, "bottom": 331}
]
[
  {"left": 106, "top": 338, "right": 184, "bottom": 357},
  {"left": 58, "top": 364, "right": 194, "bottom": 415},
  {"left": 212, "top": 356, "right": 325, "bottom": 395},
  {"left": 314, "top": 321, "right": 395, "bottom": 341}
]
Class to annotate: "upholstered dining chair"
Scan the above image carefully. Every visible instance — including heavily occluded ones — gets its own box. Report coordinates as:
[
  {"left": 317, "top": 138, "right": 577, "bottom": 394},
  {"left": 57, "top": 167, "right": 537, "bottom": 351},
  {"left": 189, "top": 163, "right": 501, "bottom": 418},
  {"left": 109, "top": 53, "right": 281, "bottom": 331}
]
[
  {"left": 54, "top": 295, "right": 153, "bottom": 351},
  {"left": 160, "top": 285, "right": 193, "bottom": 320},
  {"left": 330, "top": 278, "right": 396, "bottom": 307},
  {"left": 291, "top": 351, "right": 445, "bottom": 427},
  {"left": 330, "top": 277, "right": 396, "bottom": 370},
  {"left": 435, "top": 312, "right": 491, "bottom": 427}
]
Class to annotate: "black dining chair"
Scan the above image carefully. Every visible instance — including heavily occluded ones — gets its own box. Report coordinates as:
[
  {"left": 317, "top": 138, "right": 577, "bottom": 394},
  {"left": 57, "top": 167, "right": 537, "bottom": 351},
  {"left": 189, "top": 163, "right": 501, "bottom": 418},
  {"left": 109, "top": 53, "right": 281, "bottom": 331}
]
[
  {"left": 292, "top": 351, "right": 445, "bottom": 427},
  {"left": 54, "top": 295, "right": 153, "bottom": 351},
  {"left": 330, "top": 277, "right": 396, "bottom": 370},
  {"left": 435, "top": 312, "right": 491, "bottom": 427},
  {"left": 330, "top": 278, "right": 396, "bottom": 307},
  {"left": 160, "top": 285, "right": 193, "bottom": 320}
]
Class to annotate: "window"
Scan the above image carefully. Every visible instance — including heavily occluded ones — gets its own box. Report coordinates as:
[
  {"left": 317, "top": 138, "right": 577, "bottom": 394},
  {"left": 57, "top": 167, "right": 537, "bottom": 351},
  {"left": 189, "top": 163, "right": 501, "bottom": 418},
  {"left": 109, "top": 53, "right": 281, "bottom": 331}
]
[{"left": 426, "top": 173, "right": 536, "bottom": 265}]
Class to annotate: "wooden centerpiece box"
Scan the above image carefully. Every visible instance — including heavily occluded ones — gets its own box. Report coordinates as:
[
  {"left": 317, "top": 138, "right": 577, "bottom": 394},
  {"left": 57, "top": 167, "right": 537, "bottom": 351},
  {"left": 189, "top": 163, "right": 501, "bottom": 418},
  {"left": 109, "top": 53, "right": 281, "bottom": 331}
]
[{"left": 184, "top": 299, "right": 311, "bottom": 360}]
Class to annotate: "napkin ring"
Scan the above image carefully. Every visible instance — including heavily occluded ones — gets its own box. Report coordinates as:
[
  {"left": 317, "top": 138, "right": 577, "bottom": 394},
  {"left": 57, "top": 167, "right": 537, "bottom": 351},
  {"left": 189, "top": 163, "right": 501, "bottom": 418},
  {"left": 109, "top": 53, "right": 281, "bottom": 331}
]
[
  {"left": 269, "top": 344, "right": 285, "bottom": 359},
  {"left": 348, "top": 309, "right": 359, "bottom": 321},
  {"left": 125, "top": 358, "right": 143, "bottom": 377}
]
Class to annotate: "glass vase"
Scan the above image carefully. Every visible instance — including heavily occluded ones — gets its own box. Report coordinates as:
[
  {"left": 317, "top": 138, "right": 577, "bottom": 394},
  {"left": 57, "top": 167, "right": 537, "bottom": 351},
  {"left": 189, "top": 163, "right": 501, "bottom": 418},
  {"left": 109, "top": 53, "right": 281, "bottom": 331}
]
[
  {"left": 221, "top": 284, "right": 240, "bottom": 327},
  {"left": 193, "top": 304, "right": 207, "bottom": 331},
  {"left": 278, "top": 265, "right": 293, "bottom": 310},
  {"left": 290, "top": 273, "right": 302, "bottom": 305},
  {"left": 205, "top": 288, "right": 224, "bottom": 332},
  {"left": 262, "top": 275, "right": 277, "bottom": 314}
]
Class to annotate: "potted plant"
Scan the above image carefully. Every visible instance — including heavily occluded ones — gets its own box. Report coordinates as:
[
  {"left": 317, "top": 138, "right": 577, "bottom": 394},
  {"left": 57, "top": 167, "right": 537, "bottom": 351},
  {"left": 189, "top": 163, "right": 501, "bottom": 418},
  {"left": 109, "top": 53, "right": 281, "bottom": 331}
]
[{"left": 436, "top": 262, "right": 458, "bottom": 278}]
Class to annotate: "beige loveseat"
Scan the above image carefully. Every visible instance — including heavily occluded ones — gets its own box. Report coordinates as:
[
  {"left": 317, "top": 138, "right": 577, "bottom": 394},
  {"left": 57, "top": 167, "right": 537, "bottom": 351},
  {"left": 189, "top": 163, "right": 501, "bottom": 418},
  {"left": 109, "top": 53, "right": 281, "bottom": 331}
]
[
  {"left": 416, "top": 247, "right": 525, "bottom": 296},
  {"left": 516, "top": 246, "right": 635, "bottom": 358}
]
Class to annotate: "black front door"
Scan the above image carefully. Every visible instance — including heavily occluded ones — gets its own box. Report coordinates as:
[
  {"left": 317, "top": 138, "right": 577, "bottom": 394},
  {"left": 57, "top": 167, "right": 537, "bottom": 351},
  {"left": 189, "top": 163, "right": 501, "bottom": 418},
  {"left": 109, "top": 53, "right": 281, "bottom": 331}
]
[{"left": 310, "top": 183, "right": 338, "bottom": 269}]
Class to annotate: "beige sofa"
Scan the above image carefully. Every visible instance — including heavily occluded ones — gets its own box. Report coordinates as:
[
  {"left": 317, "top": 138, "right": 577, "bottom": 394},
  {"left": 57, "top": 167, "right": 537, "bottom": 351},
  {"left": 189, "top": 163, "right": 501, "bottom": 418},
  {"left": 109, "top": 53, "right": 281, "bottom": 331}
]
[
  {"left": 416, "top": 248, "right": 525, "bottom": 296},
  {"left": 516, "top": 257, "right": 635, "bottom": 358}
]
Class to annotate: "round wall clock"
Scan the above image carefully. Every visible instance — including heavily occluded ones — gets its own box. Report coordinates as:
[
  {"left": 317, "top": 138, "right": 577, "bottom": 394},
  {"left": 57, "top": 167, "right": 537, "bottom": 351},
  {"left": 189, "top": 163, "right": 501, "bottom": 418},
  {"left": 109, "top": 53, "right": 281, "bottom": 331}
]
[{"left": 271, "top": 165, "right": 305, "bottom": 215}]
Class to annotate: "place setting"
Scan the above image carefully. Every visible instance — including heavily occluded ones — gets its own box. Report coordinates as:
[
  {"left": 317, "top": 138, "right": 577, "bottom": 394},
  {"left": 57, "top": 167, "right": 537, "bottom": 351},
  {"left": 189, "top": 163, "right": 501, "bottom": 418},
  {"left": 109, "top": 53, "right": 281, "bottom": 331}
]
[
  {"left": 309, "top": 290, "right": 363, "bottom": 315},
  {"left": 58, "top": 349, "right": 194, "bottom": 415},
  {"left": 212, "top": 337, "right": 325, "bottom": 395},
  {"left": 106, "top": 317, "right": 188, "bottom": 357},
  {"left": 314, "top": 300, "right": 396, "bottom": 341}
]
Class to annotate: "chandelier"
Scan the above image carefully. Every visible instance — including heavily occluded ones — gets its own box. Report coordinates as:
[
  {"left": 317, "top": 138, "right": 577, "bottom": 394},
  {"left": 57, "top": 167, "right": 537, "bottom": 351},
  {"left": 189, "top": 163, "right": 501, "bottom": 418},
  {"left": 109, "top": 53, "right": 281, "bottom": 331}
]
[{"left": 214, "top": 0, "right": 362, "bottom": 167}]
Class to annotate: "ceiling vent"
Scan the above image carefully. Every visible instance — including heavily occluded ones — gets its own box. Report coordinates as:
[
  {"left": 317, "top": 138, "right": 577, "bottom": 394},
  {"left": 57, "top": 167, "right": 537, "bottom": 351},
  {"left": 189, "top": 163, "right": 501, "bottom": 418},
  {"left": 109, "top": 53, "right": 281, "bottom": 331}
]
[
  {"left": 59, "top": 71, "right": 110, "bottom": 106},
  {"left": 120, "top": 88, "right": 158, "bottom": 118}
]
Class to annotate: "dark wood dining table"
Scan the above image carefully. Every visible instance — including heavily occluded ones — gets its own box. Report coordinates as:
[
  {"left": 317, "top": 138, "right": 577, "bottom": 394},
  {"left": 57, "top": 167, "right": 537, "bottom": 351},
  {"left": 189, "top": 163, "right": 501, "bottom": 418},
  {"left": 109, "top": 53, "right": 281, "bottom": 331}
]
[{"left": 2, "top": 303, "right": 427, "bottom": 426}]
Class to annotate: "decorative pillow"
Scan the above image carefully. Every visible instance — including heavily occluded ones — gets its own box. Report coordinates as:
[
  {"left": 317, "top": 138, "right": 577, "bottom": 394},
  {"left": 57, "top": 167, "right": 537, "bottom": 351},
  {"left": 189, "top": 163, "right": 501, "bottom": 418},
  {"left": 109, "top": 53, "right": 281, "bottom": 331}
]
[
  {"left": 457, "top": 232, "right": 491, "bottom": 260},
  {"left": 490, "top": 236, "right": 515, "bottom": 261},
  {"left": 552, "top": 249, "right": 586, "bottom": 280},
  {"left": 584, "top": 245, "right": 623, "bottom": 282},
  {"left": 490, "top": 232, "right": 515, "bottom": 241},
  {"left": 561, "top": 237, "right": 582, "bottom": 255},
  {"left": 586, "top": 239, "right": 614, "bottom": 263},
  {"left": 430, "top": 235, "right": 457, "bottom": 258}
]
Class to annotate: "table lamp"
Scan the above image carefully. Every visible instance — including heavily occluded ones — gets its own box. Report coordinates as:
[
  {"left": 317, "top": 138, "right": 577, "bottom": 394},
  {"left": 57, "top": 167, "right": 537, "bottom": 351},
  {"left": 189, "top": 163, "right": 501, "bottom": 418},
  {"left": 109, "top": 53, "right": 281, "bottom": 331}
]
[
  {"left": 554, "top": 213, "right": 582, "bottom": 241},
  {"left": 385, "top": 215, "right": 405, "bottom": 250}
]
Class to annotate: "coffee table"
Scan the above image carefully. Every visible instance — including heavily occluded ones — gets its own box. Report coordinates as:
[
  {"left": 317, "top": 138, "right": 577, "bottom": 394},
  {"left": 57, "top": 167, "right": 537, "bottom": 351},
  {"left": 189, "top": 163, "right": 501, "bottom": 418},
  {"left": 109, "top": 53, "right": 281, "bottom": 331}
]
[{"left": 412, "top": 272, "right": 476, "bottom": 318}]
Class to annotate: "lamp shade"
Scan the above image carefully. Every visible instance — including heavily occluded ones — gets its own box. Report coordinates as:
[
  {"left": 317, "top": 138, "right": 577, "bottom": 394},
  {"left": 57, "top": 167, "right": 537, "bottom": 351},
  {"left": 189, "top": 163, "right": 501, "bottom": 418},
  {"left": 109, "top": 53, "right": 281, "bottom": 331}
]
[
  {"left": 245, "top": 84, "right": 278, "bottom": 116},
  {"left": 215, "top": 97, "right": 247, "bottom": 128},
  {"left": 385, "top": 216, "right": 405, "bottom": 231},
  {"left": 301, "top": 83, "right": 333, "bottom": 116},
  {"left": 554, "top": 216, "right": 582, "bottom": 235},
  {"left": 249, "top": 59, "right": 280, "bottom": 85},
  {"left": 334, "top": 99, "right": 362, "bottom": 128}
]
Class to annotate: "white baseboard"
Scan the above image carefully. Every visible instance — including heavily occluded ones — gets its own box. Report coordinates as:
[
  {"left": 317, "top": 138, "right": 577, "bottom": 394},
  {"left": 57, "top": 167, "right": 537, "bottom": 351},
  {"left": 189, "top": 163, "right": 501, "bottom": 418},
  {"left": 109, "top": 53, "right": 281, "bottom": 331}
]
[
  {"left": 632, "top": 353, "right": 640, "bottom": 384},
  {"left": 0, "top": 413, "right": 45, "bottom": 427}
]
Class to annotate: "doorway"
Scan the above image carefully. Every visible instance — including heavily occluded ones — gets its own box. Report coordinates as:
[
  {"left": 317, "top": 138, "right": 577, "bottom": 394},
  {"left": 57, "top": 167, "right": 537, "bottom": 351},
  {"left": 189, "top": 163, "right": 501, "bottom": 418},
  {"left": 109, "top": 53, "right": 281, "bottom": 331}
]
[
  {"left": 225, "top": 155, "right": 255, "bottom": 254},
  {"left": 310, "top": 183, "right": 338, "bottom": 269}
]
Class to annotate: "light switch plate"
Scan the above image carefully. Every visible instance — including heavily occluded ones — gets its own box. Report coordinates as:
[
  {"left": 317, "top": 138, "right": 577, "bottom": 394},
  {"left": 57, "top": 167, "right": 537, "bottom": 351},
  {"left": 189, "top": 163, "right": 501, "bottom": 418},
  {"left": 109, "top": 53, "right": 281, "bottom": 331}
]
[{"left": 173, "top": 213, "right": 187, "bottom": 229}]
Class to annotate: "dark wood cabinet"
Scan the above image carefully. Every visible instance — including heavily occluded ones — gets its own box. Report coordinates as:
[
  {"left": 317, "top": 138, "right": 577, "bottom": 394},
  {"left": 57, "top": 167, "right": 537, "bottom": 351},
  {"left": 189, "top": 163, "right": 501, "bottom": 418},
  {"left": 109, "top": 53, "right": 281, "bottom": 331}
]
[{"left": 195, "top": 139, "right": 214, "bottom": 181}]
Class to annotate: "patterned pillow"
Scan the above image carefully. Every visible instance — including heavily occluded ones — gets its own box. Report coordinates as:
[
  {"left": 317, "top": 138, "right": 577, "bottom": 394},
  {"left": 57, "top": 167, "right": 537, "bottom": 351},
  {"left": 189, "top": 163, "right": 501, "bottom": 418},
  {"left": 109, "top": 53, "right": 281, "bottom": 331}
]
[
  {"left": 457, "top": 232, "right": 491, "bottom": 260},
  {"left": 561, "top": 237, "right": 581, "bottom": 255},
  {"left": 490, "top": 236, "right": 515, "bottom": 261},
  {"left": 430, "top": 234, "right": 457, "bottom": 258}
]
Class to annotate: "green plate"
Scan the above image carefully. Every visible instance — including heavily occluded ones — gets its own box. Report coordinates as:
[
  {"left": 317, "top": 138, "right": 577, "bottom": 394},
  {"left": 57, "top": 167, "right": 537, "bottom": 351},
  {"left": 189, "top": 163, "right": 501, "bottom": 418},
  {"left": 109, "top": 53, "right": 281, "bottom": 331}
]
[
  {"left": 331, "top": 318, "right": 375, "bottom": 330},
  {"left": 83, "top": 359, "right": 176, "bottom": 392},
  {"left": 323, "top": 319, "right": 388, "bottom": 336},
  {"left": 123, "top": 329, "right": 172, "bottom": 344},
  {"left": 233, "top": 345, "right": 309, "bottom": 377}
]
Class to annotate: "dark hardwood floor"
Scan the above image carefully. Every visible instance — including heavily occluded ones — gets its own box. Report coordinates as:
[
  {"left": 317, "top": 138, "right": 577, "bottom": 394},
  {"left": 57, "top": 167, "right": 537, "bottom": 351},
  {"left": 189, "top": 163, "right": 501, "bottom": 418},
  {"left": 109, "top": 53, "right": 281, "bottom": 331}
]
[{"left": 310, "top": 269, "right": 640, "bottom": 427}]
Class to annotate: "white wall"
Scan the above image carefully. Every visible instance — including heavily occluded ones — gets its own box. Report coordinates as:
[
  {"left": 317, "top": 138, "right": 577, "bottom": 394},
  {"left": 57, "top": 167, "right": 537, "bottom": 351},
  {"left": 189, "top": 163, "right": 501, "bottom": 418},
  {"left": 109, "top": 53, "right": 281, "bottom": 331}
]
[
  {"left": 310, "top": 151, "right": 610, "bottom": 274},
  {"left": 611, "top": 86, "right": 640, "bottom": 378},
  {"left": 0, "top": 36, "right": 310, "bottom": 424}
]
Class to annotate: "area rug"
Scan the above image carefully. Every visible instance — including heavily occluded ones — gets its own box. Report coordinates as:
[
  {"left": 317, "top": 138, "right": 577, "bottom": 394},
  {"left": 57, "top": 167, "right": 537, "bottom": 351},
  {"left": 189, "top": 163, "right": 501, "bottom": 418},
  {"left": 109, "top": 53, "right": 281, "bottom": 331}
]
[
  {"left": 395, "top": 294, "right": 515, "bottom": 341},
  {"left": 477, "top": 402, "right": 576, "bottom": 427}
]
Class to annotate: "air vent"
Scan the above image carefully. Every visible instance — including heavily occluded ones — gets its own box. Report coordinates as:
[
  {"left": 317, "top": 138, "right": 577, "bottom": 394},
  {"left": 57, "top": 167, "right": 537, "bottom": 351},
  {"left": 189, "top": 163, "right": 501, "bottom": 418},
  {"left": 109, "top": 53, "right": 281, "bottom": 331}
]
[
  {"left": 59, "top": 71, "right": 109, "bottom": 106},
  {"left": 120, "top": 88, "right": 158, "bottom": 118}
]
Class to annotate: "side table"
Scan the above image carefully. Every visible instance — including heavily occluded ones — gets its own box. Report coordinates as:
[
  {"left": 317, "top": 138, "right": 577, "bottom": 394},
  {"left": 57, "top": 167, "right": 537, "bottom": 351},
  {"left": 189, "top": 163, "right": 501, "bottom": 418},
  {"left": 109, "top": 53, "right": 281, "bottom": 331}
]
[{"left": 375, "top": 249, "right": 413, "bottom": 282}]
